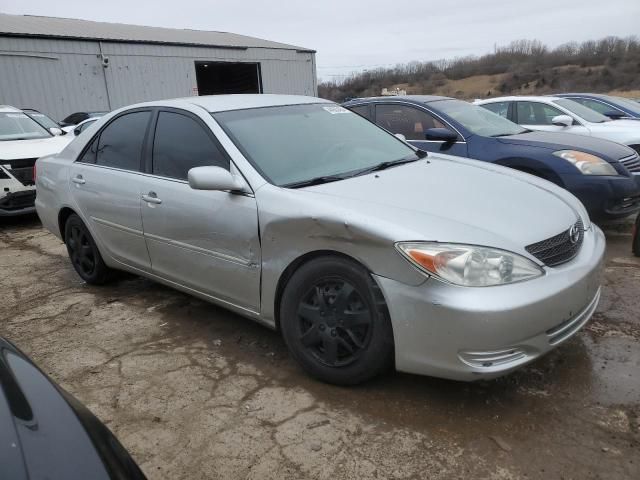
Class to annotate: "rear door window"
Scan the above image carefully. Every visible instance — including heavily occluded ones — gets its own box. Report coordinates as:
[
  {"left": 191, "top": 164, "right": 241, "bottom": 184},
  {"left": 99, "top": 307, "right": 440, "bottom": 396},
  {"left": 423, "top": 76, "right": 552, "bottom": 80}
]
[
  {"left": 152, "top": 111, "right": 229, "bottom": 180},
  {"left": 95, "top": 111, "right": 151, "bottom": 171}
]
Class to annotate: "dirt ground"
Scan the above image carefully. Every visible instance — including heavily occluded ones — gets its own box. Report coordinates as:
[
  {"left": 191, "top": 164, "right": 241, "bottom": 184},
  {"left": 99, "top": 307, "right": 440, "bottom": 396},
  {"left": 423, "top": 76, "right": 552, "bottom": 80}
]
[{"left": 1, "top": 215, "right": 638, "bottom": 480}]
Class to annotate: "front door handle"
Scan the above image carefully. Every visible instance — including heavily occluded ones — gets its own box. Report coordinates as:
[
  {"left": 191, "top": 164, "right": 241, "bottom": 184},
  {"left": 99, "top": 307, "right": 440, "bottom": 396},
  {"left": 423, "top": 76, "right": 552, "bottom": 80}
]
[
  {"left": 72, "top": 175, "right": 85, "bottom": 185},
  {"left": 142, "top": 191, "right": 162, "bottom": 205}
]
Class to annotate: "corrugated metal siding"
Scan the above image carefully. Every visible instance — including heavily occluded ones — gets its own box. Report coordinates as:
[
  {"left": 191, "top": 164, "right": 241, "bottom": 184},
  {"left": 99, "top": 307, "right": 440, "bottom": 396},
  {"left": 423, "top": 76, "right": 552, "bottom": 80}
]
[
  {"left": 0, "top": 13, "right": 313, "bottom": 51},
  {"left": 0, "top": 37, "right": 317, "bottom": 120}
]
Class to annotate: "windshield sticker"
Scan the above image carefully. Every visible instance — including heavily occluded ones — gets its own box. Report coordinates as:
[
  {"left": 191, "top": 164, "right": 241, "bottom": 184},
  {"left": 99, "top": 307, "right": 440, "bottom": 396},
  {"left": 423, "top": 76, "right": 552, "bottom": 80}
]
[
  {"left": 6, "top": 113, "right": 28, "bottom": 118},
  {"left": 323, "top": 106, "right": 350, "bottom": 114}
]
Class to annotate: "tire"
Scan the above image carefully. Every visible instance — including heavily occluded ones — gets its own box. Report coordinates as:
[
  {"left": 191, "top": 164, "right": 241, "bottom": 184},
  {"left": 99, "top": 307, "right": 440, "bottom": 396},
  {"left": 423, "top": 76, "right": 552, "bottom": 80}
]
[
  {"left": 280, "top": 256, "right": 394, "bottom": 385},
  {"left": 64, "top": 214, "right": 113, "bottom": 285}
]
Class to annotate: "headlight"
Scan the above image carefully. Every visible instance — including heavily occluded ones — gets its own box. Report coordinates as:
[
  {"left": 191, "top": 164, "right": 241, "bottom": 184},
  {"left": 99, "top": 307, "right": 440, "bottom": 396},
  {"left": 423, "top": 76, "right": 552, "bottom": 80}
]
[
  {"left": 553, "top": 150, "right": 618, "bottom": 175},
  {"left": 396, "top": 242, "right": 544, "bottom": 287}
]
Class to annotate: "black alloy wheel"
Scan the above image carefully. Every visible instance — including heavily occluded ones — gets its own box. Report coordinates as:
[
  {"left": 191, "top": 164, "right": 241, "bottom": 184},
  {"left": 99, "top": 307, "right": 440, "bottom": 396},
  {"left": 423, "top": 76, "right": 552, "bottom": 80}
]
[
  {"left": 297, "top": 278, "right": 373, "bottom": 367},
  {"left": 280, "top": 256, "right": 394, "bottom": 385},
  {"left": 64, "top": 214, "right": 112, "bottom": 284},
  {"left": 67, "top": 224, "right": 96, "bottom": 277}
]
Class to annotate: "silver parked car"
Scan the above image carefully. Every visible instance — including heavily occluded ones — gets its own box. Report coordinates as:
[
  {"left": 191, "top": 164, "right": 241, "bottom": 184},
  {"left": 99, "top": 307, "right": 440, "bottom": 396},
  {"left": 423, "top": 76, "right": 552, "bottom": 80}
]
[{"left": 35, "top": 95, "right": 605, "bottom": 385}]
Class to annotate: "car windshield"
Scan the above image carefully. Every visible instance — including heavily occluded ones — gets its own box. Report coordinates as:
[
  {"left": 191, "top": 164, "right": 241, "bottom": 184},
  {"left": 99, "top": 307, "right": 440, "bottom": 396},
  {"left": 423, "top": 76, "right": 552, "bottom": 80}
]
[
  {"left": 24, "top": 111, "right": 59, "bottom": 130},
  {"left": 553, "top": 99, "right": 609, "bottom": 123},
  {"left": 213, "top": 103, "right": 419, "bottom": 187},
  {"left": 0, "top": 112, "right": 51, "bottom": 141},
  {"left": 609, "top": 96, "right": 640, "bottom": 115},
  {"left": 434, "top": 99, "right": 527, "bottom": 137}
]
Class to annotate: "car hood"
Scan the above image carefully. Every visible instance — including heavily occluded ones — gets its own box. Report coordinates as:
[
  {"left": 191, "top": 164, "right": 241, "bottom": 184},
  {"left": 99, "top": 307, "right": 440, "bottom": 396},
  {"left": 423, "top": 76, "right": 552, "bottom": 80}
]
[
  {"left": 495, "top": 131, "right": 636, "bottom": 161},
  {"left": 295, "top": 154, "right": 585, "bottom": 258},
  {"left": 0, "top": 135, "right": 71, "bottom": 160}
]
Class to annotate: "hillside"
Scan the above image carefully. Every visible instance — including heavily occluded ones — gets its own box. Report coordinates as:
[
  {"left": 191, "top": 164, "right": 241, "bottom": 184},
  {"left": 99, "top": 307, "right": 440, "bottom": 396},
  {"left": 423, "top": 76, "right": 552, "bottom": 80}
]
[{"left": 319, "top": 38, "right": 640, "bottom": 102}]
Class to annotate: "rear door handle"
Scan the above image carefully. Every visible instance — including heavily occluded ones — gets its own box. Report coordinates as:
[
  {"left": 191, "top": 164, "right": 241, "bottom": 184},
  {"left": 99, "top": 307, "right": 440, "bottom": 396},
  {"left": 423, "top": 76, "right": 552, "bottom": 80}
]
[
  {"left": 142, "top": 192, "right": 162, "bottom": 205},
  {"left": 72, "top": 175, "right": 85, "bottom": 185}
]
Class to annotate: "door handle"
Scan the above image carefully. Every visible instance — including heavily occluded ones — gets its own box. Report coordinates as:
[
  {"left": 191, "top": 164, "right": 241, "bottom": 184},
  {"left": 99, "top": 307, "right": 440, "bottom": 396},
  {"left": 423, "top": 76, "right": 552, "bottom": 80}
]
[
  {"left": 72, "top": 175, "right": 85, "bottom": 185},
  {"left": 142, "top": 192, "right": 162, "bottom": 205}
]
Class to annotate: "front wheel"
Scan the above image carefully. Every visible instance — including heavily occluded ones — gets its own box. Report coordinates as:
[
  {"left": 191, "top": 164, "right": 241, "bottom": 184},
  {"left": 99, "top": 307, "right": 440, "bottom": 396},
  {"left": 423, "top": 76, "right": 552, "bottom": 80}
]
[
  {"left": 64, "top": 214, "right": 113, "bottom": 284},
  {"left": 280, "top": 257, "right": 394, "bottom": 385}
]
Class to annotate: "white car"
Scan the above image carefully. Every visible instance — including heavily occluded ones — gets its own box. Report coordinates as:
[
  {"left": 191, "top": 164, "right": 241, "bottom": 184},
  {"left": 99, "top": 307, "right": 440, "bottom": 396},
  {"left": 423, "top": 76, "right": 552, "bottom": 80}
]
[
  {"left": 475, "top": 96, "right": 640, "bottom": 155},
  {"left": 1, "top": 106, "right": 71, "bottom": 216},
  {"left": 64, "top": 117, "right": 100, "bottom": 136}
]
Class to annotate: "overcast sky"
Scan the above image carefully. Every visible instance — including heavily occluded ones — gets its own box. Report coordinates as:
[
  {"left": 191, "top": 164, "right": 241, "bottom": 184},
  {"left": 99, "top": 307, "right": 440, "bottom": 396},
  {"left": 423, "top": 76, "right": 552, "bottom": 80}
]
[{"left": 2, "top": 0, "right": 639, "bottom": 80}]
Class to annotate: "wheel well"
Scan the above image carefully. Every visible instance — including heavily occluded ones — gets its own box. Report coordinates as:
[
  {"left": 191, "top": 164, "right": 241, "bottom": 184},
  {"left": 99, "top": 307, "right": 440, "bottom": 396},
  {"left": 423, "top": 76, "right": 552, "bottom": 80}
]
[
  {"left": 273, "top": 250, "right": 372, "bottom": 331},
  {"left": 58, "top": 207, "right": 76, "bottom": 242},
  {"left": 505, "top": 164, "right": 563, "bottom": 187}
]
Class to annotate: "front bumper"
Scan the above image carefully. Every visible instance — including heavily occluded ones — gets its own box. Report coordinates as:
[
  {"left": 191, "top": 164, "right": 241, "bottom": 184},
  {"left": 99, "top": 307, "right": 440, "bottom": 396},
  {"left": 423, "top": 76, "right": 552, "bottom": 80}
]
[
  {"left": 0, "top": 190, "right": 36, "bottom": 216},
  {"left": 375, "top": 225, "right": 606, "bottom": 381},
  {"left": 562, "top": 173, "right": 640, "bottom": 221}
]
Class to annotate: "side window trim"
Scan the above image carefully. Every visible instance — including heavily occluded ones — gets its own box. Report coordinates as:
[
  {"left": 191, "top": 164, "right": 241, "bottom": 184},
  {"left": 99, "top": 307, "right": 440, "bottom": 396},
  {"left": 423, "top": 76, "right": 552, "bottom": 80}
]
[
  {"left": 149, "top": 107, "right": 232, "bottom": 181},
  {"left": 74, "top": 107, "right": 153, "bottom": 173}
]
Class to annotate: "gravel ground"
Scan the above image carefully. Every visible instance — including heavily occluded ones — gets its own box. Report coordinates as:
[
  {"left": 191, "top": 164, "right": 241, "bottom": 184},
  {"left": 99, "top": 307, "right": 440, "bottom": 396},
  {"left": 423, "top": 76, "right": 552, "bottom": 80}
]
[{"left": 1, "top": 215, "right": 638, "bottom": 480}]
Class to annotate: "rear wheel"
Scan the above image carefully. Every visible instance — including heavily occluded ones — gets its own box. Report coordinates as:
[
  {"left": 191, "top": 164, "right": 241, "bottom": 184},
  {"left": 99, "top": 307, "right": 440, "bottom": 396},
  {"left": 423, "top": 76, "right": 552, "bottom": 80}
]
[
  {"left": 64, "top": 214, "right": 113, "bottom": 284},
  {"left": 280, "top": 256, "right": 394, "bottom": 385}
]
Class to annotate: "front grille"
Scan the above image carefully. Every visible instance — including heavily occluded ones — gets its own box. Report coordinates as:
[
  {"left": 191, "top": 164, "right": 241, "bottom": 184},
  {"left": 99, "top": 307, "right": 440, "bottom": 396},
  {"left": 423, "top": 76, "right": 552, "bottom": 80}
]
[
  {"left": 0, "top": 158, "right": 37, "bottom": 186},
  {"left": 620, "top": 153, "right": 640, "bottom": 174},
  {"left": 525, "top": 219, "right": 584, "bottom": 267}
]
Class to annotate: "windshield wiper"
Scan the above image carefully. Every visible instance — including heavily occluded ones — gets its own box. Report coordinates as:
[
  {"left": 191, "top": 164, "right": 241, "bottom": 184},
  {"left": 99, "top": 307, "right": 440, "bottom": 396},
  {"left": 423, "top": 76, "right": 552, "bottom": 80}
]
[
  {"left": 352, "top": 151, "right": 425, "bottom": 176},
  {"left": 282, "top": 174, "right": 349, "bottom": 189}
]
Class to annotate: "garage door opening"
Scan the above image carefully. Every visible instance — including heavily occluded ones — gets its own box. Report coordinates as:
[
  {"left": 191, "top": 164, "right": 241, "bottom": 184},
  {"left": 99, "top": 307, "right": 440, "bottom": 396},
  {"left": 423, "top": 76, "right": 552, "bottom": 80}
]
[{"left": 195, "top": 61, "right": 262, "bottom": 95}]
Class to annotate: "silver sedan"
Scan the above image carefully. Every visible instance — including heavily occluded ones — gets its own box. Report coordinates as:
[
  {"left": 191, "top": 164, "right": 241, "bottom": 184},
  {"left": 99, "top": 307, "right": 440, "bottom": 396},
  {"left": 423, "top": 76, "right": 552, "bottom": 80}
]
[{"left": 35, "top": 95, "right": 605, "bottom": 385}]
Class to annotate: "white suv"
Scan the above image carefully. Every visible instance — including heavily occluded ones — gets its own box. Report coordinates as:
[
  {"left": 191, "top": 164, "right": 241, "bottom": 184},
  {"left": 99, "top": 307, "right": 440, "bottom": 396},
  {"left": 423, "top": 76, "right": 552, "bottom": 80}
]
[
  {"left": 0, "top": 106, "right": 71, "bottom": 216},
  {"left": 475, "top": 96, "right": 640, "bottom": 157}
]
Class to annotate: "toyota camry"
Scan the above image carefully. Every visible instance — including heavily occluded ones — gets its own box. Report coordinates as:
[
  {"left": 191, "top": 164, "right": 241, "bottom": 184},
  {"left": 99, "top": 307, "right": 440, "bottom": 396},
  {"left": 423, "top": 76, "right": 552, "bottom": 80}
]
[{"left": 35, "top": 95, "right": 604, "bottom": 385}]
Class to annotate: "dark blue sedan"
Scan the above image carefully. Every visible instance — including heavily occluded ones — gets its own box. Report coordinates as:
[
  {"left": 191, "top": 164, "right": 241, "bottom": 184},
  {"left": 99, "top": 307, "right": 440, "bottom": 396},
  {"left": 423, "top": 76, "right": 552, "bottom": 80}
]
[
  {"left": 342, "top": 96, "right": 640, "bottom": 221},
  {"left": 554, "top": 93, "right": 640, "bottom": 120}
]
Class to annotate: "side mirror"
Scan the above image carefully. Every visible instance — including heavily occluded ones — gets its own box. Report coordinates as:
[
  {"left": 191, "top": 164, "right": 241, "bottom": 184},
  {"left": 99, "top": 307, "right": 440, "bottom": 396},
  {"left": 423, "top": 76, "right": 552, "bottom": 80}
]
[
  {"left": 73, "top": 127, "right": 82, "bottom": 136},
  {"left": 394, "top": 133, "right": 407, "bottom": 142},
  {"left": 551, "top": 115, "right": 573, "bottom": 127},
  {"left": 188, "top": 166, "right": 246, "bottom": 192},
  {"left": 49, "top": 127, "right": 63, "bottom": 136},
  {"left": 603, "top": 111, "right": 625, "bottom": 120},
  {"left": 425, "top": 127, "right": 457, "bottom": 142}
]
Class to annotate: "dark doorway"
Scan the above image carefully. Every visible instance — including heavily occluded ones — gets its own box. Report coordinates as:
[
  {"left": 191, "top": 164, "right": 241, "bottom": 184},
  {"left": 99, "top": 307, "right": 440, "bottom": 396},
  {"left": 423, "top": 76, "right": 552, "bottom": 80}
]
[{"left": 194, "top": 61, "right": 262, "bottom": 95}]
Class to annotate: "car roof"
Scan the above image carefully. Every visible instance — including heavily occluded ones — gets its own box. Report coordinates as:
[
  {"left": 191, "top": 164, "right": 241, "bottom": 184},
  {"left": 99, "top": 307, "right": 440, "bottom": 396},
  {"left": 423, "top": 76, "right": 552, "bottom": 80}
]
[
  {"left": 479, "top": 96, "right": 557, "bottom": 103},
  {"left": 554, "top": 93, "right": 608, "bottom": 99},
  {"left": 346, "top": 95, "right": 453, "bottom": 104},
  {"left": 117, "top": 94, "right": 333, "bottom": 113},
  {"left": 0, "top": 105, "right": 23, "bottom": 113}
]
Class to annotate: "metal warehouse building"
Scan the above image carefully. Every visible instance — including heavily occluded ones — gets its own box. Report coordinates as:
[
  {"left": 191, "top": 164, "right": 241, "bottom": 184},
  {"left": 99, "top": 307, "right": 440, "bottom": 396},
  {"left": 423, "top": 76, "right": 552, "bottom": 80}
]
[{"left": 0, "top": 14, "right": 317, "bottom": 120}]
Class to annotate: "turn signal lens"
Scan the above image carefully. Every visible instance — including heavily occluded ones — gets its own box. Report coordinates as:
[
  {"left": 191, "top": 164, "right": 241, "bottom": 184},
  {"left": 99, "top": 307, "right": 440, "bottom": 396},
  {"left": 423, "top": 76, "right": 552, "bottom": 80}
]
[{"left": 396, "top": 242, "right": 544, "bottom": 287}]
